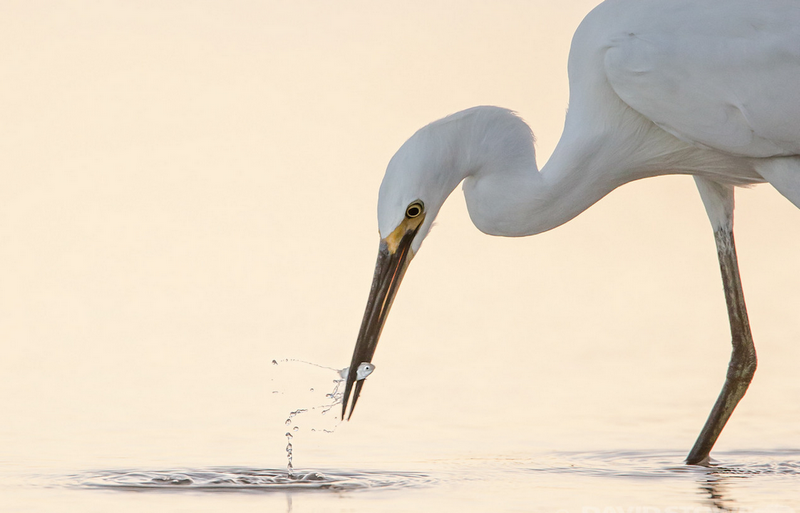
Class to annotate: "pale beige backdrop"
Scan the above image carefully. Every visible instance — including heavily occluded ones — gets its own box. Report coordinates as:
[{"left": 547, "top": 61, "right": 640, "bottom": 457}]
[{"left": 1, "top": 0, "right": 798, "bottom": 480}]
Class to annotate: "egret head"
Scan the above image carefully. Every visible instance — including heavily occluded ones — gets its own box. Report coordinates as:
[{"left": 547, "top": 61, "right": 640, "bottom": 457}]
[
  {"left": 341, "top": 111, "right": 477, "bottom": 419},
  {"left": 341, "top": 106, "right": 536, "bottom": 418}
]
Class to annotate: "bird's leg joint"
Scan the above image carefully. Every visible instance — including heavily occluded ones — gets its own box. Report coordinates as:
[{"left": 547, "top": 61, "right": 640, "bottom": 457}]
[{"left": 725, "top": 338, "right": 757, "bottom": 383}]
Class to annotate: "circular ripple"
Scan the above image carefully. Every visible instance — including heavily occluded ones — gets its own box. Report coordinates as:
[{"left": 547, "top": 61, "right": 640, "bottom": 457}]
[
  {"left": 73, "top": 467, "right": 435, "bottom": 492},
  {"left": 525, "top": 450, "right": 800, "bottom": 479}
]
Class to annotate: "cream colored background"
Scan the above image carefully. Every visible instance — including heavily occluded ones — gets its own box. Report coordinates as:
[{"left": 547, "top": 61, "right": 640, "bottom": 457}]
[{"left": 1, "top": 1, "right": 799, "bottom": 511}]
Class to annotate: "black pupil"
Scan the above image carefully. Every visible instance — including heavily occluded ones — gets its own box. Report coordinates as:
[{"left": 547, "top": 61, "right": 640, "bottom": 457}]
[{"left": 407, "top": 206, "right": 420, "bottom": 217}]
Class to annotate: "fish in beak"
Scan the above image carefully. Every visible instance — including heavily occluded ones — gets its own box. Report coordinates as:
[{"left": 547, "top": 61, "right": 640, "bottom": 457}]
[{"left": 341, "top": 206, "right": 425, "bottom": 420}]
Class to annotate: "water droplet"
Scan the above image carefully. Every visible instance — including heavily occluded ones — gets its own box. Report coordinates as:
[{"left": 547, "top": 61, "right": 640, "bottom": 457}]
[
  {"left": 321, "top": 410, "right": 327, "bottom": 415},
  {"left": 272, "top": 360, "right": 278, "bottom": 365},
  {"left": 285, "top": 419, "right": 291, "bottom": 426},
  {"left": 309, "top": 388, "right": 314, "bottom": 392},
  {"left": 285, "top": 426, "right": 295, "bottom": 476},
  {"left": 292, "top": 426, "right": 299, "bottom": 432}
]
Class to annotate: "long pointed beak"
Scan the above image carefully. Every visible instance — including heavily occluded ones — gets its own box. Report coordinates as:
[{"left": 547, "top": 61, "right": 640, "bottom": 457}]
[{"left": 342, "top": 219, "right": 422, "bottom": 420}]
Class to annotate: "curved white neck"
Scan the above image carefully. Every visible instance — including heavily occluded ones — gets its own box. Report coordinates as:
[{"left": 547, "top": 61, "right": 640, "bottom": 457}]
[
  {"left": 456, "top": 110, "right": 624, "bottom": 237},
  {"left": 387, "top": 106, "right": 736, "bottom": 244},
  {"left": 453, "top": 106, "right": 726, "bottom": 237}
]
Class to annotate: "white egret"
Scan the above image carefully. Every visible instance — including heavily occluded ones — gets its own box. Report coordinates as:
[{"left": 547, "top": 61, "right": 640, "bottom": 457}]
[{"left": 342, "top": 0, "right": 800, "bottom": 466}]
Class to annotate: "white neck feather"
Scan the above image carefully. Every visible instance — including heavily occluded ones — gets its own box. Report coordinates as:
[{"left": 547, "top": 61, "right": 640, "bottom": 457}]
[
  {"left": 380, "top": 106, "right": 749, "bottom": 247},
  {"left": 457, "top": 106, "right": 625, "bottom": 237},
  {"left": 449, "top": 106, "right": 740, "bottom": 236}
]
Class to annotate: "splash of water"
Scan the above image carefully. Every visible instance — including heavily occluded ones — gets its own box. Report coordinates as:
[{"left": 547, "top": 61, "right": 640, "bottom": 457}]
[
  {"left": 273, "top": 358, "right": 376, "bottom": 476},
  {"left": 73, "top": 467, "right": 435, "bottom": 492}
]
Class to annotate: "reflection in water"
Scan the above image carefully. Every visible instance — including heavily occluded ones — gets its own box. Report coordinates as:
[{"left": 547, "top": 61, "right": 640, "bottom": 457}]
[
  {"left": 521, "top": 449, "right": 800, "bottom": 512},
  {"left": 698, "top": 474, "right": 736, "bottom": 513},
  {"left": 526, "top": 449, "right": 800, "bottom": 479},
  {"left": 39, "top": 449, "right": 800, "bottom": 513},
  {"left": 692, "top": 453, "right": 800, "bottom": 513}
]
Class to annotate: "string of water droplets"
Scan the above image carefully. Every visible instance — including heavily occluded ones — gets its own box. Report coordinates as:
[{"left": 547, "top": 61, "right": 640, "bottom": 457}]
[
  {"left": 272, "top": 358, "right": 355, "bottom": 477},
  {"left": 285, "top": 428, "right": 294, "bottom": 476}
]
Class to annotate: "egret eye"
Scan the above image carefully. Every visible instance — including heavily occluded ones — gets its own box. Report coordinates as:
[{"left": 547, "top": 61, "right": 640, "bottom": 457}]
[{"left": 405, "top": 201, "right": 424, "bottom": 218}]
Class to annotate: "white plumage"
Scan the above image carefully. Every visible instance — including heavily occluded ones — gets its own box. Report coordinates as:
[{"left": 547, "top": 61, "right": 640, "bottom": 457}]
[
  {"left": 602, "top": 0, "right": 800, "bottom": 158},
  {"left": 344, "top": 0, "right": 799, "bottom": 465}
]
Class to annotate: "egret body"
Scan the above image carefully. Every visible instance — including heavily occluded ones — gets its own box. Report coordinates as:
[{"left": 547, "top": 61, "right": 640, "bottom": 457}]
[{"left": 343, "top": 0, "right": 800, "bottom": 466}]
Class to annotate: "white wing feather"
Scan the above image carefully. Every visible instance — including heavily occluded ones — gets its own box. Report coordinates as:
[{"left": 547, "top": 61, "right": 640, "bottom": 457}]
[{"left": 604, "top": 0, "right": 800, "bottom": 158}]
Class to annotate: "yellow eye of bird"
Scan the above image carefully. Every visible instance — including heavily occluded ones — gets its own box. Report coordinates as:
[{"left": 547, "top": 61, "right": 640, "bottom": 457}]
[{"left": 405, "top": 202, "right": 423, "bottom": 218}]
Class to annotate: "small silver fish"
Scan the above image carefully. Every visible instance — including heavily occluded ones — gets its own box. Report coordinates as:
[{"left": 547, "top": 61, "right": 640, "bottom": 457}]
[
  {"left": 355, "top": 362, "right": 375, "bottom": 380},
  {"left": 339, "top": 362, "right": 376, "bottom": 381}
]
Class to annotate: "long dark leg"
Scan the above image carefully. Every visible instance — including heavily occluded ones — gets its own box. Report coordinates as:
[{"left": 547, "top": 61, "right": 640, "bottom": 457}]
[{"left": 688, "top": 178, "right": 757, "bottom": 465}]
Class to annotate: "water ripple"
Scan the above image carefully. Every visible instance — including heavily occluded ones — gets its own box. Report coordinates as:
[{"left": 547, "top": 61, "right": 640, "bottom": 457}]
[
  {"left": 524, "top": 450, "right": 800, "bottom": 479},
  {"left": 69, "top": 467, "right": 435, "bottom": 492}
]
